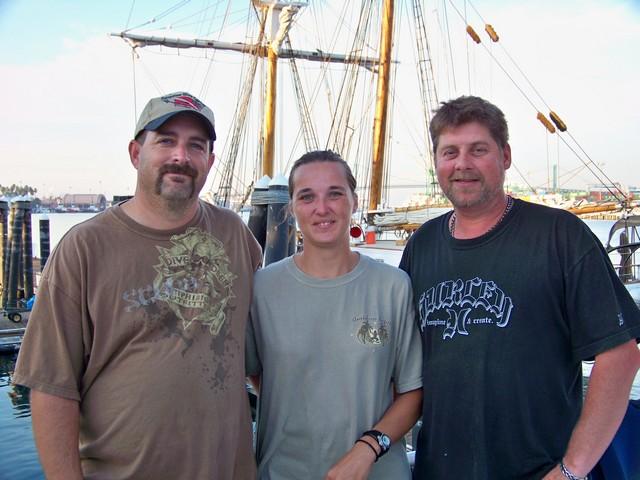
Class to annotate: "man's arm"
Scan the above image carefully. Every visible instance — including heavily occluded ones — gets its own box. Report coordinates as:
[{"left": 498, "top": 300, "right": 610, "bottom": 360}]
[
  {"left": 30, "top": 389, "right": 83, "bottom": 480},
  {"left": 325, "top": 387, "right": 423, "bottom": 480},
  {"left": 543, "top": 339, "right": 640, "bottom": 479}
]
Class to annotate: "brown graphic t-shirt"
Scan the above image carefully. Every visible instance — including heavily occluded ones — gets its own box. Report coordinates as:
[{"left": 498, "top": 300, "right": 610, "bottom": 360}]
[{"left": 14, "top": 201, "right": 261, "bottom": 479}]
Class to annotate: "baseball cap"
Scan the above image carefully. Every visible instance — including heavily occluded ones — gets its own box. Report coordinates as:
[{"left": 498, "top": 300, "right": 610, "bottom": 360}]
[{"left": 134, "top": 91, "right": 217, "bottom": 143}]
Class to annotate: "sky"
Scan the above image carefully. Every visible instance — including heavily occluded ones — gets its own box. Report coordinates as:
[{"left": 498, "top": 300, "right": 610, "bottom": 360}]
[{"left": 1, "top": 0, "right": 639, "bottom": 203}]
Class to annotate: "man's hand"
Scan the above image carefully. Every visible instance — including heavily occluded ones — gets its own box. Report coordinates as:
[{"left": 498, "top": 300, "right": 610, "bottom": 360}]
[
  {"left": 542, "top": 462, "right": 591, "bottom": 480},
  {"left": 559, "top": 341, "right": 640, "bottom": 475},
  {"left": 324, "top": 439, "right": 377, "bottom": 480},
  {"left": 544, "top": 340, "right": 640, "bottom": 480},
  {"left": 542, "top": 464, "right": 565, "bottom": 480}
]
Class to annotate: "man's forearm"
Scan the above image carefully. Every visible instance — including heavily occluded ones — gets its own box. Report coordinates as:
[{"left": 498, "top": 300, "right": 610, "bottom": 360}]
[
  {"left": 561, "top": 340, "right": 640, "bottom": 477},
  {"left": 372, "top": 387, "right": 423, "bottom": 442},
  {"left": 31, "top": 389, "right": 83, "bottom": 480}
]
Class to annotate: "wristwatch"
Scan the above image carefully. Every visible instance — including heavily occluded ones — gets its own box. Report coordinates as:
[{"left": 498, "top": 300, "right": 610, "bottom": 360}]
[{"left": 362, "top": 430, "right": 391, "bottom": 459}]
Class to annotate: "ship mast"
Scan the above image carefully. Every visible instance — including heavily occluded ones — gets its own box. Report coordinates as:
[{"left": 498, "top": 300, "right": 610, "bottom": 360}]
[
  {"left": 368, "top": 0, "right": 394, "bottom": 212},
  {"left": 111, "top": 0, "right": 381, "bottom": 179},
  {"left": 260, "top": 1, "right": 301, "bottom": 178},
  {"left": 263, "top": 41, "right": 278, "bottom": 178}
]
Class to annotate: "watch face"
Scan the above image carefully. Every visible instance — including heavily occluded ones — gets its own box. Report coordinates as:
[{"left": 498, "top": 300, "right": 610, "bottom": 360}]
[{"left": 379, "top": 434, "right": 391, "bottom": 449}]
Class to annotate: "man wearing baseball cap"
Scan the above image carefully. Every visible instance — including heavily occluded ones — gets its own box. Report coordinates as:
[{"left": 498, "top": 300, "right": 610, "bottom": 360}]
[{"left": 14, "top": 92, "right": 261, "bottom": 479}]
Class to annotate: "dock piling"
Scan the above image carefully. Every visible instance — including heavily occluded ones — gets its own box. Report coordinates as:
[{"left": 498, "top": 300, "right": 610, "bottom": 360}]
[
  {"left": 5, "top": 203, "right": 24, "bottom": 310},
  {"left": 39, "top": 217, "right": 50, "bottom": 271},
  {"left": 20, "top": 201, "right": 34, "bottom": 299},
  {"left": 1, "top": 199, "right": 34, "bottom": 312},
  {"left": 0, "top": 200, "right": 8, "bottom": 305}
]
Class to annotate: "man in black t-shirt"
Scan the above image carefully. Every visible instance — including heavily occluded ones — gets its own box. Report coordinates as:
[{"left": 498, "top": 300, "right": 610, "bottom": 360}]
[{"left": 400, "top": 95, "right": 640, "bottom": 480}]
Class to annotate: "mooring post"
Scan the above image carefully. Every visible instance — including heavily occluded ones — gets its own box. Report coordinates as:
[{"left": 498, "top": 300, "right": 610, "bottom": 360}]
[
  {"left": 0, "top": 199, "right": 8, "bottom": 307},
  {"left": 0, "top": 199, "right": 9, "bottom": 306},
  {"left": 248, "top": 175, "right": 271, "bottom": 252},
  {"left": 39, "top": 215, "right": 50, "bottom": 272},
  {"left": 5, "top": 202, "right": 24, "bottom": 310},
  {"left": 19, "top": 200, "right": 34, "bottom": 299},
  {"left": 264, "top": 175, "right": 290, "bottom": 266}
]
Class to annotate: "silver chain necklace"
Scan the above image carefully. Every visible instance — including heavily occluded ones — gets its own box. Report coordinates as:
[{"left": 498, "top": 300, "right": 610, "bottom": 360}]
[{"left": 449, "top": 195, "right": 514, "bottom": 238}]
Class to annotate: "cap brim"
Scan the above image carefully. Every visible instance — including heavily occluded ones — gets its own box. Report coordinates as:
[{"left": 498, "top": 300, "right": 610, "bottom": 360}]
[{"left": 142, "top": 111, "right": 217, "bottom": 142}]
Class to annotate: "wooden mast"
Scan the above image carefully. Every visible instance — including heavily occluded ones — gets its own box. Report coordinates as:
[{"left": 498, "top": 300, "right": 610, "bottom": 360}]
[
  {"left": 260, "top": 2, "right": 291, "bottom": 179},
  {"left": 368, "top": 0, "right": 394, "bottom": 212},
  {"left": 263, "top": 40, "right": 278, "bottom": 178}
]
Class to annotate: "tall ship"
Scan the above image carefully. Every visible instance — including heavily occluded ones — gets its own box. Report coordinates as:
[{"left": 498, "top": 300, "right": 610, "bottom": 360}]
[{"left": 110, "top": 0, "right": 636, "bottom": 220}]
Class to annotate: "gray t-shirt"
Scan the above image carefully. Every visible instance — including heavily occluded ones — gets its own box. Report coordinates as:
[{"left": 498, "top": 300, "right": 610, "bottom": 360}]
[{"left": 246, "top": 254, "right": 422, "bottom": 479}]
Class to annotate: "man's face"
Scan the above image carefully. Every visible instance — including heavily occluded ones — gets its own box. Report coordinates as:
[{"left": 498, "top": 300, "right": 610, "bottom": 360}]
[
  {"left": 129, "top": 114, "right": 214, "bottom": 206},
  {"left": 435, "top": 121, "right": 511, "bottom": 210},
  {"left": 291, "top": 161, "right": 358, "bottom": 251}
]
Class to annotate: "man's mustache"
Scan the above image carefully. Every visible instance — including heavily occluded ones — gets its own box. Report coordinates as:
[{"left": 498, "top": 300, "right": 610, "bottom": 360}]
[{"left": 159, "top": 164, "right": 198, "bottom": 178}]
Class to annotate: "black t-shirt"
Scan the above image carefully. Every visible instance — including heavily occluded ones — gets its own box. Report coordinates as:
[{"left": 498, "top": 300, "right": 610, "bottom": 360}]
[{"left": 400, "top": 199, "right": 640, "bottom": 479}]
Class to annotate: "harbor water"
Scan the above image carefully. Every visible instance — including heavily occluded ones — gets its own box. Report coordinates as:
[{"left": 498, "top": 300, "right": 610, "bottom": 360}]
[
  {"left": 1, "top": 212, "right": 639, "bottom": 479},
  {"left": 1, "top": 213, "right": 96, "bottom": 480},
  {"left": 0, "top": 354, "right": 38, "bottom": 479},
  {"left": 29, "top": 212, "right": 98, "bottom": 260}
]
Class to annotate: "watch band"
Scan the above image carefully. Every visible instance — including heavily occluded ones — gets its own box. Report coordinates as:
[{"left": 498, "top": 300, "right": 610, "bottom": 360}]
[
  {"left": 361, "top": 429, "right": 391, "bottom": 460},
  {"left": 355, "top": 439, "right": 378, "bottom": 459}
]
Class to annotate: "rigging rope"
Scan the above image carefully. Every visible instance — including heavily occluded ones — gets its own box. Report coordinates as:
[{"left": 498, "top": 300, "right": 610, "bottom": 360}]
[
  {"left": 410, "top": 0, "right": 440, "bottom": 197},
  {"left": 125, "top": 0, "right": 137, "bottom": 31},
  {"left": 123, "top": 0, "right": 192, "bottom": 33},
  {"left": 282, "top": 0, "right": 355, "bottom": 173},
  {"left": 136, "top": 53, "right": 165, "bottom": 94},
  {"left": 210, "top": 10, "right": 266, "bottom": 207},
  {"left": 200, "top": 0, "right": 233, "bottom": 99},
  {"left": 463, "top": 0, "right": 625, "bottom": 201},
  {"left": 509, "top": 162, "right": 537, "bottom": 195},
  {"left": 131, "top": 49, "right": 138, "bottom": 127},
  {"left": 447, "top": 0, "right": 627, "bottom": 203},
  {"left": 464, "top": 0, "right": 471, "bottom": 93},
  {"left": 442, "top": 0, "right": 458, "bottom": 94},
  {"left": 285, "top": 36, "right": 320, "bottom": 152},
  {"left": 327, "top": 0, "right": 374, "bottom": 155}
]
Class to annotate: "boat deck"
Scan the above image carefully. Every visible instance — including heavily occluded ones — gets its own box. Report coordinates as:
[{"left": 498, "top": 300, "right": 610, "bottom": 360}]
[
  {"left": 352, "top": 240, "right": 405, "bottom": 266},
  {"left": 0, "top": 312, "right": 28, "bottom": 354}
]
